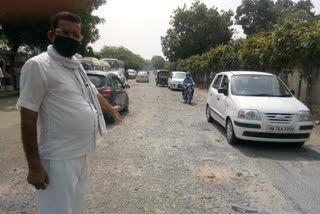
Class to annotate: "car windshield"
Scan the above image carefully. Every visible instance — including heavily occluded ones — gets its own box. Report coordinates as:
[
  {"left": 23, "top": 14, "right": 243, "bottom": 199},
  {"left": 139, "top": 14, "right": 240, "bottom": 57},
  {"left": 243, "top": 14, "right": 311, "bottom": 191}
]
[
  {"left": 81, "top": 63, "right": 93, "bottom": 71},
  {"left": 105, "top": 60, "right": 119, "bottom": 68},
  {"left": 231, "top": 75, "right": 292, "bottom": 97},
  {"left": 88, "top": 74, "right": 107, "bottom": 88},
  {"left": 159, "top": 72, "right": 168, "bottom": 77},
  {"left": 173, "top": 73, "right": 186, "bottom": 79}
]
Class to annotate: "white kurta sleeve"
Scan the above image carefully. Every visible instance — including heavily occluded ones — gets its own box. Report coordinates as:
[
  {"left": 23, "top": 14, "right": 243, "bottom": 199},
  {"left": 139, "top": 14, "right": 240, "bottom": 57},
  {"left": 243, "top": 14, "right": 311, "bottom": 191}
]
[{"left": 16, "top": 59, "right": 47, "bottom": 112}]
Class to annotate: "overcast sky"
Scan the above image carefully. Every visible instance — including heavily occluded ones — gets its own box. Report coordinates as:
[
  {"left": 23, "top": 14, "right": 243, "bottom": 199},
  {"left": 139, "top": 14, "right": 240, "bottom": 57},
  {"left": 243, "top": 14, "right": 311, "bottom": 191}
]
[{"left": 92, "top": 0, "right": 320, "bottom": 60}]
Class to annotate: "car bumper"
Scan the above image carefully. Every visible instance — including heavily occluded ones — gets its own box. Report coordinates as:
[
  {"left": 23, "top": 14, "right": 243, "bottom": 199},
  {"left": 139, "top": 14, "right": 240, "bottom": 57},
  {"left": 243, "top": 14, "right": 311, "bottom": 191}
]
[
  {"left": 136, "top": 78, "right": 149, "bottom": 82},
  {"left": 233, "top": 119, "right": 313, "bottom": 142},
  {"left": 171, "top": 83, "right": 183, "bottom": 89}
]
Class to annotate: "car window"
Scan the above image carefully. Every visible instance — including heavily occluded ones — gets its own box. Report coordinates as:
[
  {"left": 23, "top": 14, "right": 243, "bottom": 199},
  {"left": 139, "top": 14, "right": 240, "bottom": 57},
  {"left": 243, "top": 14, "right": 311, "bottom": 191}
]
[
  {"left": 110, "top": 76, "right": 122, "bottom": 89},
  {"left": 221, "top": 75, "right": 229, "bottom": 89},
  {"left": 95, "top": 65, "right": 104, "bottom": 71},
  {"left": 212, "top": 75, "right": 223, "bottom": 89},
  {"left": 231, "top": 75, "right": 292, "bottom": 97},
  {"left": 88, "top": 75, "right": 107, "bottom": 88},
  {"left": 81, "top": 63, "right": 93, "bottom": 71},
  {"left": 173, "top": 73, "right": 186, "bottom": 79}
]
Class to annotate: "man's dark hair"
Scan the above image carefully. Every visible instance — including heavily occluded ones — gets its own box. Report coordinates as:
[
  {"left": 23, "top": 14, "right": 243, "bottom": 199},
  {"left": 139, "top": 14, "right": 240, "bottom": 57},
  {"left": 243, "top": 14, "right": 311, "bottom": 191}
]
[{"left": 50, "top": 11, "right": 81, "bottom": 30}]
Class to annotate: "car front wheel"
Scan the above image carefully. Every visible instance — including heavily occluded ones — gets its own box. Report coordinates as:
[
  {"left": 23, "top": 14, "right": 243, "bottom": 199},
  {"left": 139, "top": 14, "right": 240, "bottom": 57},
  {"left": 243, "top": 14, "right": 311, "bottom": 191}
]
[
  {"left": 226, "top": 119, "right": 238, "bottom": 145},
  {"left": 206, "top": 105, "right": 214, "bottom": 122}
]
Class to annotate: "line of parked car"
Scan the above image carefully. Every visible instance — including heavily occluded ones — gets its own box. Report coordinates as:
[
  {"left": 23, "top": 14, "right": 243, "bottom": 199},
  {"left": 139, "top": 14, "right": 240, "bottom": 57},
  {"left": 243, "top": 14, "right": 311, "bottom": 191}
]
[{"left": 81, "top": 57, "right": 130, "bottom": 121}]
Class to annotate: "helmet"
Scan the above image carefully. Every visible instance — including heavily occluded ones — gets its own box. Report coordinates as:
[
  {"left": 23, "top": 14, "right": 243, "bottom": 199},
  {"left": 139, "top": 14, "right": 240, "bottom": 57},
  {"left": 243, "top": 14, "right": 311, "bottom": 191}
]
[{"left": 186, "top": 72, "right": 191, "bottom": 78}]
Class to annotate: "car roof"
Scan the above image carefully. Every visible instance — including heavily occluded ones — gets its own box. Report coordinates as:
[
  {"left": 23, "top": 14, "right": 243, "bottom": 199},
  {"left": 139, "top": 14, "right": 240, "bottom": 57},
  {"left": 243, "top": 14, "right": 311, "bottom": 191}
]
[
  {"left": 171, "top": 71, "right": 186, "bottom": 73},
  {"left": 218, "top": 71, "right": 275, "bottom": 77},
  {"left": 87, "top": 71, "right": 113, "bottom": 76}
]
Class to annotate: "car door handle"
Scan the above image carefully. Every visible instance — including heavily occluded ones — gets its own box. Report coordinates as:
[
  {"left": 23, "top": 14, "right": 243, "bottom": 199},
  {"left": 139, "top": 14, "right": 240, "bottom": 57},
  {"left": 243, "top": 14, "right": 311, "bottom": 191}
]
[
  {"left": 217, "top": 97, "right": 220, "bottom": 101},
  {"left": 210, "top": 93, "right": 212, "bottom": 96}
]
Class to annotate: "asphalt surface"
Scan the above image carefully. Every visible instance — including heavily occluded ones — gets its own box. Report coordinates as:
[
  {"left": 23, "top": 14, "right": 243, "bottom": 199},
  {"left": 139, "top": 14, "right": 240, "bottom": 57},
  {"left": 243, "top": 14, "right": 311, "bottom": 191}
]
[{"left": 0, "top": 72, "right": 319, "bottom": 214}]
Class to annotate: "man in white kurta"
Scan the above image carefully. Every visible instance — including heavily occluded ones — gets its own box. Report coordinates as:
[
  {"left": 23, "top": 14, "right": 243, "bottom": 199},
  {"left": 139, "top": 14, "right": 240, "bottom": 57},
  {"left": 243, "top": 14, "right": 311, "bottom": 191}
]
[{"left": 17, "top": 12, "right": 122, "bottom": 214}]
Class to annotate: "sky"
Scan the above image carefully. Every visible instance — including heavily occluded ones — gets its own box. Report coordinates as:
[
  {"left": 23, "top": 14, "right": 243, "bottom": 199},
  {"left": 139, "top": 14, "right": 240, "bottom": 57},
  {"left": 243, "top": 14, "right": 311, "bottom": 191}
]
[{"left": 92, "top": 0, "right": 320, "bottom": 60}]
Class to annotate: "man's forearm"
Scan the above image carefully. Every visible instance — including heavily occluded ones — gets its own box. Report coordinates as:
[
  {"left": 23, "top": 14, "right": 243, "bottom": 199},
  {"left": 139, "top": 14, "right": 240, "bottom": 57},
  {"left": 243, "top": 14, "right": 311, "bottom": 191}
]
[
  {"left": 20, "top": 108, "right": 42, "bottom": 170},
  {"left": 97, "top": 93, "right": 114, "bottom": 114}
]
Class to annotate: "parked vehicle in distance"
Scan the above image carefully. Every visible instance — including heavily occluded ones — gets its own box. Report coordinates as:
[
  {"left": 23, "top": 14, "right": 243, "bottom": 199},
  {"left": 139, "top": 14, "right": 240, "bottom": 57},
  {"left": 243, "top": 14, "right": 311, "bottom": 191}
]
[
  {"left": 87, "top": 71, "right": 129, "bottom": 121},
  {"left": 206, "top": 71, "right": 313, "bottom": 146},
  {"left": 128, "top": 69, "right": 137, "bottom": 79},
  {"left": 155, "top": 69, "right": 169, "bottom": 86},
  {"left": 81, "top": 57, "right": 109, "bottom": 72},
  {"left": 136, "top": 71, "right": 149, "bottom": 83},
  {"left": 101, "top": 58, "right": 125, "bottom": 74},
  {"left": 168, "top": 71, "right": 186, "bottom": 90}
]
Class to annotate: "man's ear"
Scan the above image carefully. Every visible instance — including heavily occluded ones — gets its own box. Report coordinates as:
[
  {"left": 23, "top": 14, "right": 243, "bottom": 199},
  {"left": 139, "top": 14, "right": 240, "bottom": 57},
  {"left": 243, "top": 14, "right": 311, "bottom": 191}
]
[{"left": 47, "top": 31, "right": 55, "bottom": 43}]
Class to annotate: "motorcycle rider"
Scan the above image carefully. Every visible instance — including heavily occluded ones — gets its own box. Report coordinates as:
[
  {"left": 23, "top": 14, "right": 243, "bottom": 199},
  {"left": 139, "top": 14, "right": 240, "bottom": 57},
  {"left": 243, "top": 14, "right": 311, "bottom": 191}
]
[{"left": 182, "top": 72, "right": 195, "bottom": 99}]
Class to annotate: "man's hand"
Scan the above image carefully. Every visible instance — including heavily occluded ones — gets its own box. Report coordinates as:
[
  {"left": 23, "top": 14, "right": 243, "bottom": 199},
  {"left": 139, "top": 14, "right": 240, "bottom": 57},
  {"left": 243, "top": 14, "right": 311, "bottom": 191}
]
[
  {"left": 97, "top": 93, "right": 123, "bottom": 122},
  {"left": 111, "top": 106, "right": 122, "bottom": 122},
  {"left": 27, "top": 165, "right": 49, "bottom": 190}
]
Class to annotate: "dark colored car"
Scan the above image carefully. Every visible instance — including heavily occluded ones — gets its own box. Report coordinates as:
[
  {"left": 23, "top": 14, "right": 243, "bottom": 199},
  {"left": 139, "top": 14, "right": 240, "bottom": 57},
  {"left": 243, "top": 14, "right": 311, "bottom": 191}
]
[{"left": 87, "top": 71, "right": 129, "bottom": 120}]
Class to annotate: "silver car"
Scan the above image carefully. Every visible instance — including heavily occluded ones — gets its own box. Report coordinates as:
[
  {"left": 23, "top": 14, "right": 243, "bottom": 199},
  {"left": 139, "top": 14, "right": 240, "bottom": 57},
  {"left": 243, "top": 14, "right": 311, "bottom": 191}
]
[{"left": 136, "top": 71, "right": 149, "bottom": 83}]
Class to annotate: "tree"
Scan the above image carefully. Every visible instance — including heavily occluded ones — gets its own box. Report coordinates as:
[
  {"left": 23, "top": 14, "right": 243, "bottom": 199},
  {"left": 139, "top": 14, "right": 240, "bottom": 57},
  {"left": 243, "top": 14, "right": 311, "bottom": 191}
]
[
  {"left": 0, "top": 0, "right": 106, "bottom": 55},
  {"left": 161, "top": 0, "right": 233, "bottom": 62},
  {"left": 235, "top": 0, "right": 276, "bottom": 36},
  {"left": 235, "top": 0, "right": 316, "bottom": 37},
  {"left": 98, "top": 46, "right": 145, "bottom": 71},
  {"left": 151, "top": 56, "right": 165, "bottom": 69}
]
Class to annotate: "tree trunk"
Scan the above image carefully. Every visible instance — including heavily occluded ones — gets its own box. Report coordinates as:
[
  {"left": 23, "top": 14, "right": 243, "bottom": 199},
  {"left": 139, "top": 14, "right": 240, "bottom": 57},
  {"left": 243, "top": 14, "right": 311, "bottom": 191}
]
[{"left": 305, "top": 66, "right": 313, "bottom": 111}]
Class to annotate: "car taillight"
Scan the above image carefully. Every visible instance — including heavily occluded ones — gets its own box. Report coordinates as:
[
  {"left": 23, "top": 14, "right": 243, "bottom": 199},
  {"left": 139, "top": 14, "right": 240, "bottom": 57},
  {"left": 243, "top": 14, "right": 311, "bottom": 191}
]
[{"left": 101, "top": 89, "right": 112, "bottom": 98}]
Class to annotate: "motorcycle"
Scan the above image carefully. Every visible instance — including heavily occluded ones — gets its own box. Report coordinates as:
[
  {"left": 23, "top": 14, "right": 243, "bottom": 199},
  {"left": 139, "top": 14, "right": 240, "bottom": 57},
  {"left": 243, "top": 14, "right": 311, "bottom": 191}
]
[{"left": 183, "top": 83, "right": 193, "bottom": 104}]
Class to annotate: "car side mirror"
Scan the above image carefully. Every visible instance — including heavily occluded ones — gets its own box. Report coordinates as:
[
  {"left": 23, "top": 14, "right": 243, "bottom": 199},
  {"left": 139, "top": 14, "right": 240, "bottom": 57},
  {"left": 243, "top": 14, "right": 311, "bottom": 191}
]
[
  {"left": 218, "top": 88, "right": 228, "bottom": 96},
  {"left": 290, "top": 89, "right": 295, "bottom": 95}
]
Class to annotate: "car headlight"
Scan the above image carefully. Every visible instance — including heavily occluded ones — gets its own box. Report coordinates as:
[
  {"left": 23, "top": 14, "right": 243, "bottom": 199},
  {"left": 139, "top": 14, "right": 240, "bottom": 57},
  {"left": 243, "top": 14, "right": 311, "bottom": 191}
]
[
  {"left": 298, "top": 111, "right": 312, "bottom": 121},
  {"left": 172, "top": 80, "right": 177, "bottom": 84},
  {"left": 238, "top": 110, "right": 261, "bottom": 121}
]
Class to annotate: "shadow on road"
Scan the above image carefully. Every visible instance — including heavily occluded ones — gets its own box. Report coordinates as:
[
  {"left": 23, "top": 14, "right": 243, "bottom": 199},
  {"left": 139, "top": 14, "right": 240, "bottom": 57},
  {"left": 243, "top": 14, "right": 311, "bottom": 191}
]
[
  {"left": 234, "top": 141, "right": 320, "bottom": 161},
  {"left": 104, "top": 110, "right": 129, "bottom": 130}
]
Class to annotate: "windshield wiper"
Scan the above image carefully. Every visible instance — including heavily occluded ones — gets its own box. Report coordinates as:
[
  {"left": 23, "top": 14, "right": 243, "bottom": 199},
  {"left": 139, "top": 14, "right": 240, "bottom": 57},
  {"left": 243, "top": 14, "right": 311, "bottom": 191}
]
[{"left": 247, "top": 94, "right": 277, "bottom": 97}]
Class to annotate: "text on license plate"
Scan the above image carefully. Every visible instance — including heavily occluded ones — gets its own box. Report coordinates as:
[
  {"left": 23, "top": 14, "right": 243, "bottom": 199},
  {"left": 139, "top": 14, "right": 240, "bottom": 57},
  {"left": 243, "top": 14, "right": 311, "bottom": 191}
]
[{"left": 268, "top": 126, "right": 294, "bottom": 132}]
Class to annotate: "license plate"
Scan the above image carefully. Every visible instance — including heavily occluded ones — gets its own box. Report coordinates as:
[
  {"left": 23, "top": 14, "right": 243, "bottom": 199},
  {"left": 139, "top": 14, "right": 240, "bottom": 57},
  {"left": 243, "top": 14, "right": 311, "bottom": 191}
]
[{"left": 268, "top": 126, "right": 294, "bottom": 132}]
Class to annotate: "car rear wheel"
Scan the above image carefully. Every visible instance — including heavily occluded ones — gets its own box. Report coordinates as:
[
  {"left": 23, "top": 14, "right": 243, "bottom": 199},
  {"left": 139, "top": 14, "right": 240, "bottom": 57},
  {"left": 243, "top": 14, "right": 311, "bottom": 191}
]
[
  {"left": 206, "top": 105, "right": 214, "bottom": 122},
  {"left": 226, "top": 119, "right": 238, "bottom": 145},
  {"left": 123, "top": 96, "right": 129, "bottom": 112}
]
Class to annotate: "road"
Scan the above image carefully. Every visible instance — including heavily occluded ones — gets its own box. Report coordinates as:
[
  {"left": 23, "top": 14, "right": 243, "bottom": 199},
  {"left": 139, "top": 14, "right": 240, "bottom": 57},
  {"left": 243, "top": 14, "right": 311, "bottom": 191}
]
[{"left": 0, "top": 72, "right": 320, "bottom": 214}]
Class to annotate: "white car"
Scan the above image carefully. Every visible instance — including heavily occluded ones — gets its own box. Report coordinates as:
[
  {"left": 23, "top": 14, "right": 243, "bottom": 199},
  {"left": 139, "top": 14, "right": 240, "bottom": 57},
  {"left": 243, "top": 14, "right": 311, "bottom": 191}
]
[
  {"left": 128, "top": 69, "right": 137, "bottom": 79},
  {"left": 136, "top": 71, "right": 149, "bottom": 83},
  {"left": 168, "top": 71, "right": 186, "bottom": 90},
  {"left": 206, "top": 71, "right": 313, "bottom": 146}
]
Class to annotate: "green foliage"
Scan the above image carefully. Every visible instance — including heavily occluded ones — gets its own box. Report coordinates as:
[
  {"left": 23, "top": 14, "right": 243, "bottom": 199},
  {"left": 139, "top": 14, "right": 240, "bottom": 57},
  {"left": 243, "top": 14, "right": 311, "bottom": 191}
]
[
  {"left": 161, "top": 0, "right": 233, "bottom": 62},
  {"left": 235, "top": 0, "right": 316, "bottom": 37},
  {"left": 98, "top": 46, "right": 145, "bottom": 71},
  {"left": 151, "top": 55, "right": 165, "bottom": 69},
  {"left": 0, "top": 0, "right": 106, "bottom": 55},
  {"left": 235, "top": 0, "right": 276, "bottom": 36},
  {"left": 166, "top": 19, "right": 320, "bottom": 83}
]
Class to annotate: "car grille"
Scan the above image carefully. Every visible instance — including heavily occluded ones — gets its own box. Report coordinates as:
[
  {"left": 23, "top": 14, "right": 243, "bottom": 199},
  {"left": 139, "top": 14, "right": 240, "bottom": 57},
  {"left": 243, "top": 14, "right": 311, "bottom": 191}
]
[{"left": 265, "top": 113, "right": 294, "bottom": 124}]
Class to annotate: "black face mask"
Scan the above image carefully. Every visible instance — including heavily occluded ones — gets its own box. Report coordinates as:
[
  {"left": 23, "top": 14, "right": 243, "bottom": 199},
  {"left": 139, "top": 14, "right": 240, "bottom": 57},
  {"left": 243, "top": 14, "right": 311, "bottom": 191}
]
[{"left": 53, "top": 35, "right": 81, "bottom": 57}]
